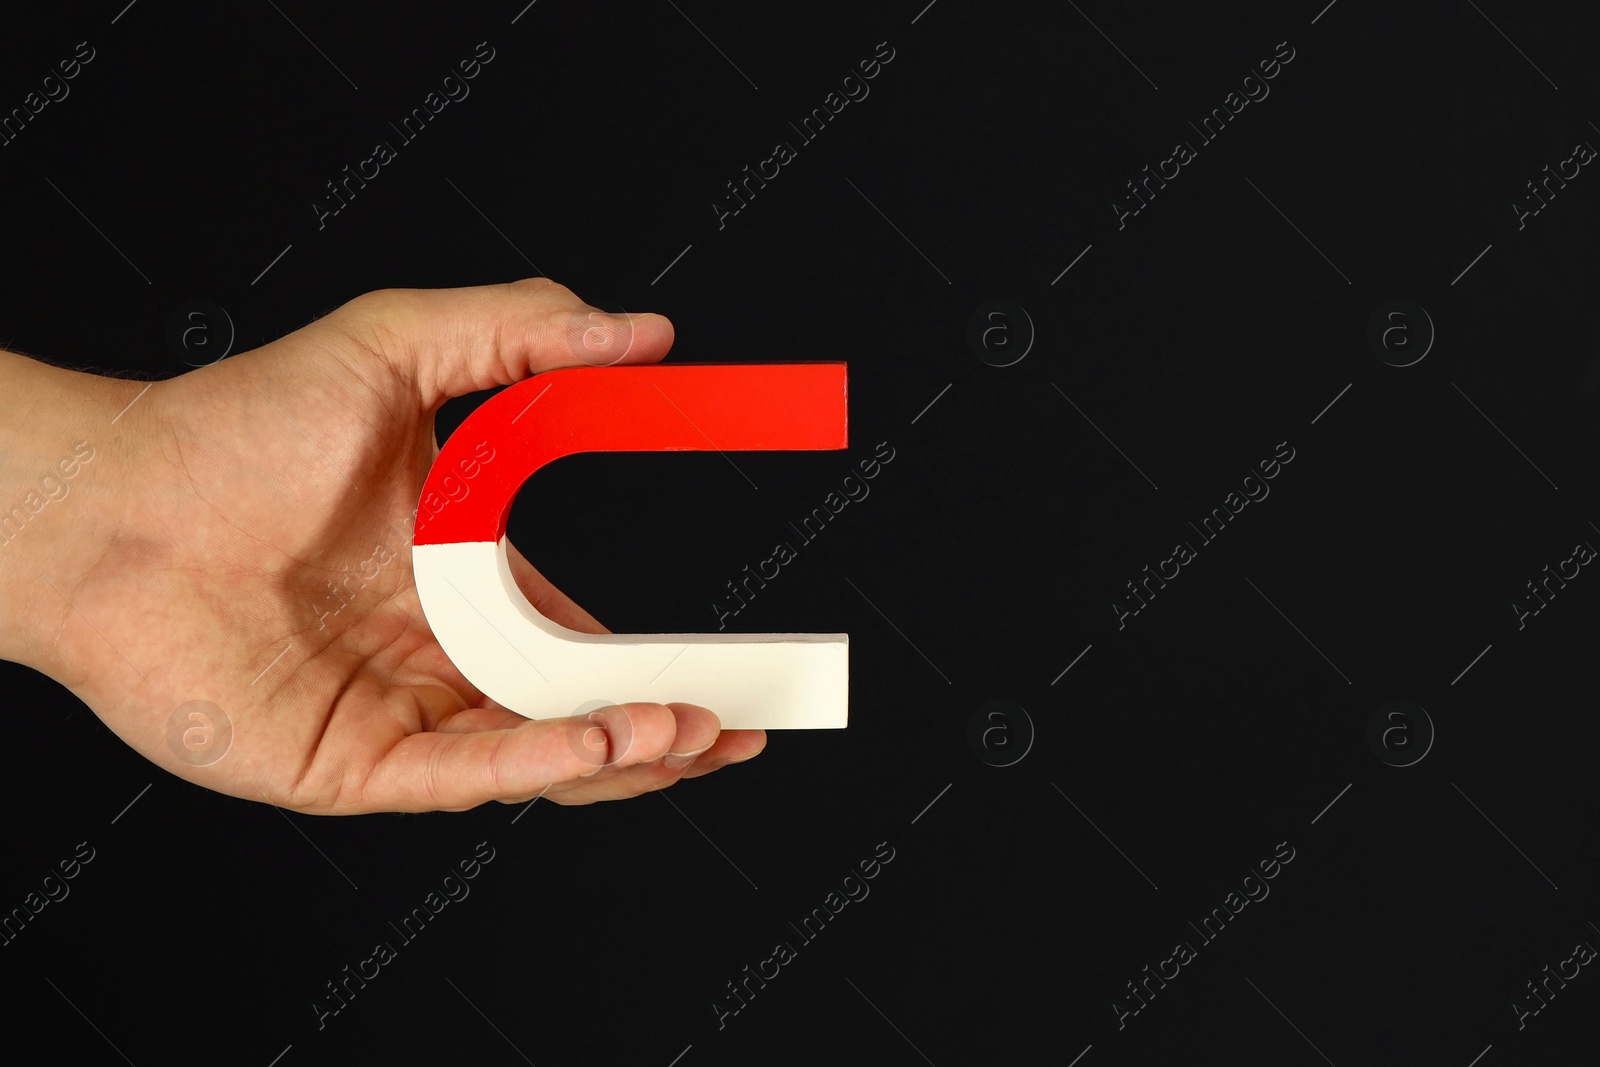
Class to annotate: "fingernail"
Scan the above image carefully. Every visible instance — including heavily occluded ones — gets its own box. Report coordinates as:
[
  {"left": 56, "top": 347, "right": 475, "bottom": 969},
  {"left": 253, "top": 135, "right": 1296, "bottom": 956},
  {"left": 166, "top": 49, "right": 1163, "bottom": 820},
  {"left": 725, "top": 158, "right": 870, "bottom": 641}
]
[{"left": 664, "top": 745, "right": 710, "bottom": 769}]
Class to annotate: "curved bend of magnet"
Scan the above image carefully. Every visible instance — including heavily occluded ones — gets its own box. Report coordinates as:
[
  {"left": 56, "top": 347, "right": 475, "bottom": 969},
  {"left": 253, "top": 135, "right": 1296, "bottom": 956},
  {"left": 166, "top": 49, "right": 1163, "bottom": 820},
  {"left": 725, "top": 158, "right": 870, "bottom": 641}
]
[{"left": 412, "top": 362, "right": 849, "bottom": 730}]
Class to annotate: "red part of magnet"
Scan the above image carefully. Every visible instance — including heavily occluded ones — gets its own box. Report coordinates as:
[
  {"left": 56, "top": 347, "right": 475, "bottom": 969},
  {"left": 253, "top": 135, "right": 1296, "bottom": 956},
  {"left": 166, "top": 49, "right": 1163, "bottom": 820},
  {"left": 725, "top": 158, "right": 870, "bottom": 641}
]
[{"left": 413, "top": 362, "right": 849, "bottom": 546}]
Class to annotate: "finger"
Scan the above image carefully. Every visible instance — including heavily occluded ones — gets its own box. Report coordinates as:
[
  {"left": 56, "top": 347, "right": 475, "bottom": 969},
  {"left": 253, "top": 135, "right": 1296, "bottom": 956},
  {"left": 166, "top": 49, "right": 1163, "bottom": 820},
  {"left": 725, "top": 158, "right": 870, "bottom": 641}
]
[
  {"left": 436, "top": 700, "right": 719, "bottom": 754},
  {"left": 542, "top": 760, "right": 694, "bottom": 803},
  {"left": 655, "top": 702, "right": 721, "bottom": 767},
  {"left": 504, "top": 537, "right": 609, "bottom": 634},
  {"left": 545, "top": 728, "right": 760, "bottom": 800},
  {"left": 549, "top": 719, "right": 758, "bottom": 801},
  {"left": 430, "top": 705, "right": 565, "bottom": 806},
  {"left": 534, "top": 703, "right": 724, "bottom": 803},
  {"left": 679, "top": 729, "right": 767, "bottom": 779},
  {"left": 433, "top": 705, "right": 526, "bottom": 734},
  {"left": 356, "top": 701, "right": 700, "bottom": 812},
  {"left": 443, "top": 702, "right": 722, "bottom": 803},
  {"left": 333, "top": 277, "right": 676, "bottom": 408}
]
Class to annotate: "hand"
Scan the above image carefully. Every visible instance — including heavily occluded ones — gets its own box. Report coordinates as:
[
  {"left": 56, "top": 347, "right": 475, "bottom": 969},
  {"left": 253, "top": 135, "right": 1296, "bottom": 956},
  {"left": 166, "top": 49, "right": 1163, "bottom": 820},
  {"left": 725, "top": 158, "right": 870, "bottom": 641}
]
[{"left": 0, "top": 278, "right": 765, "bottom": 813}]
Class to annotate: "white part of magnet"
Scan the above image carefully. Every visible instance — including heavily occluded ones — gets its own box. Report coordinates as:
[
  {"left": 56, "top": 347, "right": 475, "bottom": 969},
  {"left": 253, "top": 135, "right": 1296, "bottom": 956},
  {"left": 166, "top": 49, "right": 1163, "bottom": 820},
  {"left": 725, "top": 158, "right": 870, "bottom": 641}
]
[{"left": 413, "top": 538, "right": 848, "bottom": 730}]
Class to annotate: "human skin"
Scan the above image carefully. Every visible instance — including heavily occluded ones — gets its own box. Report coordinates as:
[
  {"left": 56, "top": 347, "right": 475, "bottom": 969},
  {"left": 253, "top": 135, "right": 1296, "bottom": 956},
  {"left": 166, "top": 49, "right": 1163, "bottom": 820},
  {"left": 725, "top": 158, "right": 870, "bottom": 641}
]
[{"left": 0, "top": 277, "right": 764, "bottom": 813}]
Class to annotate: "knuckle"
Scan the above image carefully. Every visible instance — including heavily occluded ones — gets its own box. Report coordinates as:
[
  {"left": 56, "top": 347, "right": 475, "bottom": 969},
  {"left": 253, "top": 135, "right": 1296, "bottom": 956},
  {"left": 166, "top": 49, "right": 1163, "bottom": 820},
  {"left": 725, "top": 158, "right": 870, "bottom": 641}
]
[
  {"left": 421, "top": 742, "right": 448, "bottom": 808},
  {"left": 329, "top": 289, "right": 411, "bottom": 357},
  {"left": 484, "top": 730, "right": 509, "bottom": 796},
  {"left": 512, "top": 276, "right": 568, "bottom": 301},
  {"left": 340, "top": 288, "right": 399, "bottom": 320}
]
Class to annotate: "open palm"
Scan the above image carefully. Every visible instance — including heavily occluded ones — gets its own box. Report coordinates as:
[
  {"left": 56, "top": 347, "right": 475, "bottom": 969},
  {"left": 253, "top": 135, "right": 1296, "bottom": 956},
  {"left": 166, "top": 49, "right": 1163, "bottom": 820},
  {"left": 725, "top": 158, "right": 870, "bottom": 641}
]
[{"left": 36, "top": 278, "right": 763, "bottom": 813}]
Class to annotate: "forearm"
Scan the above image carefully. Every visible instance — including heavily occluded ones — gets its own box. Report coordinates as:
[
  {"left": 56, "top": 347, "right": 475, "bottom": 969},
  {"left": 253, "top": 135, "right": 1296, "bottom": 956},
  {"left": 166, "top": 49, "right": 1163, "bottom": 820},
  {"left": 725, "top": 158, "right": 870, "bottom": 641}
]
[{"left": 0, "top": 349, "right": 141, "bottom": 673}]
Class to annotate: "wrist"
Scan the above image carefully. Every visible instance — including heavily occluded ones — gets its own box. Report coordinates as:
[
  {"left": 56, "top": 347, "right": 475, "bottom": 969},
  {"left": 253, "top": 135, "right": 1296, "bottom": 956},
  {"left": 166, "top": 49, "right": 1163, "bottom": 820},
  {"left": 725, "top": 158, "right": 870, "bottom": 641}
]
[{"left": 0, "top": 350, "right": 146, "bottom": 675}]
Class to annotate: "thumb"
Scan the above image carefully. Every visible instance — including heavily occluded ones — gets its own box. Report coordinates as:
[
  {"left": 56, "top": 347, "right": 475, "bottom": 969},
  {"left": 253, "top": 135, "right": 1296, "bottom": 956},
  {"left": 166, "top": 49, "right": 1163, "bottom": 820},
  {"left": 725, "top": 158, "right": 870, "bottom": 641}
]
[
  {"left": 331, "top": 277, "right": 676, "bottom": 408},
  {"left": 357, "top": 701, "right": 695, "bottom": 812}
]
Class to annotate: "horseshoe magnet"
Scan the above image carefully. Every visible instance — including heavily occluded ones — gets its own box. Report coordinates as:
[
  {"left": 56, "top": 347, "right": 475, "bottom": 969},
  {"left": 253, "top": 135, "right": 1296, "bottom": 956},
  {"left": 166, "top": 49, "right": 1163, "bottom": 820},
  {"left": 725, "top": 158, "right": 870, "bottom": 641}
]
[{"left": 411, "top": 362, "right": 850, "bottom": 730}]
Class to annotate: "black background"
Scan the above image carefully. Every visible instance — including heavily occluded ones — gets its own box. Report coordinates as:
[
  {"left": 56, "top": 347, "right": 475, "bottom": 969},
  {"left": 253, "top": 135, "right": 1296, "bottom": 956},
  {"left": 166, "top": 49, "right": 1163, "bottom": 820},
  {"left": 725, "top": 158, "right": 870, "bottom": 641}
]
[{"left": 3, "top": 1, "right": 1598, "bottom": 1064}]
